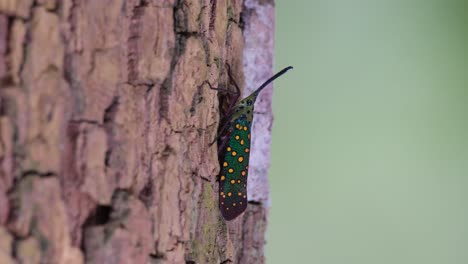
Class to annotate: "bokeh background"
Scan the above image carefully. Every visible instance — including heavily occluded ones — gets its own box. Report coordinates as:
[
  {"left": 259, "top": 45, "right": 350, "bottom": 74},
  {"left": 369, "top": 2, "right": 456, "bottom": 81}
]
[{"left": 267, "top": 1, "right": 468, "bottom": 263}]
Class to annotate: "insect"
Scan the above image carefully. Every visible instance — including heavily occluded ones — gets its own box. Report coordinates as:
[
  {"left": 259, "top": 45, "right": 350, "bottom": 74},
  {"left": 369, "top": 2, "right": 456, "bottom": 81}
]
[{"left": 212, "top": 65, "right": 293, "bottom": 220}]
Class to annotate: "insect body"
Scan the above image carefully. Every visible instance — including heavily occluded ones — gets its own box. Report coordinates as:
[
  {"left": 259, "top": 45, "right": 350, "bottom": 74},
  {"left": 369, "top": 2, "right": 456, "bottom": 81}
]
[{"left": 217, "top": 66, "right": 293, "bottom": 220}]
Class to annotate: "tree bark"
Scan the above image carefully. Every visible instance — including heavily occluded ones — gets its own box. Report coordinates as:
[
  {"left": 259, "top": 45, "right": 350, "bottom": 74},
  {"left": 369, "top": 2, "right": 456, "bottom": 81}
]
[{"left": 0, "top": 0, "right": 276, "bottom": 263}]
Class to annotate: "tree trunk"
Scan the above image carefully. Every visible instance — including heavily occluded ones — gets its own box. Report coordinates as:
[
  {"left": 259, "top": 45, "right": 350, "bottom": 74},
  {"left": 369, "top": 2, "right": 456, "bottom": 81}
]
[{"left": 0, "top": 0, "right": 276, "bottom": 263}]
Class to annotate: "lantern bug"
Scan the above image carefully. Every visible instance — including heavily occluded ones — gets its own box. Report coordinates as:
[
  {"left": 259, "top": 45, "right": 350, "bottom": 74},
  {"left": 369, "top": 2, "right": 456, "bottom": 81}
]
[{"left": 210, "top": 65, "right": 293, "bottom": 220}]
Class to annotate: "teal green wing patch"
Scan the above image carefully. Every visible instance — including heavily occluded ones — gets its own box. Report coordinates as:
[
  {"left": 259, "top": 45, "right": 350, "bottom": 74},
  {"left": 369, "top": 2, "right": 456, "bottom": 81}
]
[{"left": 219, "top": 118, "right": 251, "bottom": 220}]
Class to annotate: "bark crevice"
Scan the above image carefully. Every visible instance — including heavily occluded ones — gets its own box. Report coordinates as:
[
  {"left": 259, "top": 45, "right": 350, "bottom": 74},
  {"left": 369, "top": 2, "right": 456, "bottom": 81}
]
[{"left": 0, "top": 0, "right": 275, "bottom": 263}]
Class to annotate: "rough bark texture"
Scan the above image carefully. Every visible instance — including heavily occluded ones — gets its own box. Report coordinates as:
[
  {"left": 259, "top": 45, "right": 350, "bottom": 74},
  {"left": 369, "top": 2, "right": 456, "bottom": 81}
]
[{"left": 0, "top": 0, "right": 275, "bottom": 263}]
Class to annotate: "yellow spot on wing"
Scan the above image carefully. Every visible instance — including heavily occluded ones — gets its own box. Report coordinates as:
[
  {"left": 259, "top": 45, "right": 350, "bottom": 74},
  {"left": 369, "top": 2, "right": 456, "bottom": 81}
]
[
  {"left": 228, "top": 168, "right": 234, "bottom": 173},
  {"left": 230, "top": 180, "right": 235, "bottom": 184},
  {"left": 227, "top": 147, "right": 232, "bottom": 151},
  {"left": 223, "top": 162, "right": 228, "bottom": 167},
  {"left": 233, "top": 203, "right": 236, "bottom": 206},
  {"left": 240, "top": 139, "right": 244, "bottom": 145},
  {"left": 238, "top": 192, "right": 242, "bottom": 196},
  {"left": 241, "top": 171, "right": 246, "bottom": 176},
  {"left": 248, "top": 134, "right": 251, "bottom": 139},
  {"left": 235, "top": 135, "right": 240, "bottom": 140},
  {"left": 244, "top": 126, "right": 248, "bottom": 131},
  {"left": 238, "top": 156, "right": 244, "bottom": 162},
  {"left": 220, "top": 175, "right": 225, "bottom": 180},
  {"left": 245, "top": 148, "right": 249, "bottom": 153},
  {"left": 231, "top": 151, "right": 237, "bottom": 156},
  {"left": 228, "top": 192, "right": 232, "bottom": 196}
]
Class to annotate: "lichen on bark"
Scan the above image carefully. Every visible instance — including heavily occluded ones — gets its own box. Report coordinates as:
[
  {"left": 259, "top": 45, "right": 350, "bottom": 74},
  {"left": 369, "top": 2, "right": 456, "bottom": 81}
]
[{"left": 0, "top": 0, "right": 276, "bottom": 263}]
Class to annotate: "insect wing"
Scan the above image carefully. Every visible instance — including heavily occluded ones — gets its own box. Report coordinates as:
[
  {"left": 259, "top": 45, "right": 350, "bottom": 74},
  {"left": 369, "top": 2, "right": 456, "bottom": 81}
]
[{"left": 219, "top": 118, "right": 251, "bottom": 220}]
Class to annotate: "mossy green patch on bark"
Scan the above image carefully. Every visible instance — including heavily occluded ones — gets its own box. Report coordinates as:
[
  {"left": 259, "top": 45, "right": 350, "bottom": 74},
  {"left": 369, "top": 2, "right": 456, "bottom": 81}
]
[{"left": 188, "top": 183, "right": 220, "bottom": 263}]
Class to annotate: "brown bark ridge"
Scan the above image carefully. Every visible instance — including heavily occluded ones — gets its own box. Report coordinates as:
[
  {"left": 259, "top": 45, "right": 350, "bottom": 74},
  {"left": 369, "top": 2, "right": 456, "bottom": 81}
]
[{"left": 0, "top": 0, "right": 276, "bottom": 263}]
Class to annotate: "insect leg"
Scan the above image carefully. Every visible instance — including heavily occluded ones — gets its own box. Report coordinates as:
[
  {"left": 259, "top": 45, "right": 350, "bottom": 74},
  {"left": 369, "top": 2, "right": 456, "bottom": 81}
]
[
  {"left": 208, "top": 64, "right": 242, "bottom": 147},
  {"left": 209, "top": 119, "right": 232, "bottom": 146},
  {"left": 214, "top": 63, "right": 242, "bottom": 123},
  {"left": 217, "top": 133, "right": 230, "bottom": 154},
  {"left": 225, "top": 63, "right": 241, "bottom": 100},
  {"left": 206, "top": 80, "right": 238, "bottom": 95}
]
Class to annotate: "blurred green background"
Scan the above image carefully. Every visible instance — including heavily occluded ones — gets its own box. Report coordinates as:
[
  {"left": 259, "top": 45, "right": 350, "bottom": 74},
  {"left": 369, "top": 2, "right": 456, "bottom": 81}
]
[{"left": 268, "top": 1, "right": 468, "bottom": 263}]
